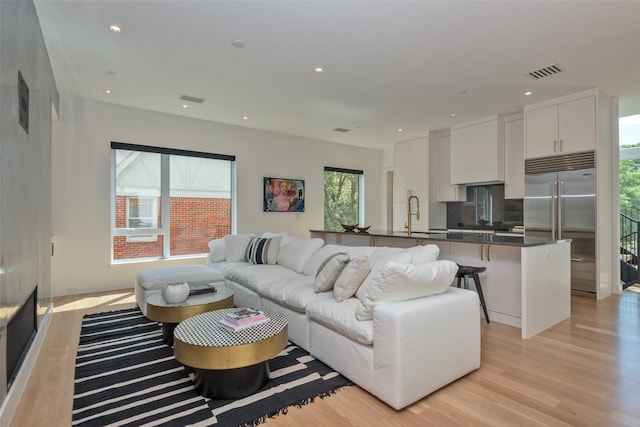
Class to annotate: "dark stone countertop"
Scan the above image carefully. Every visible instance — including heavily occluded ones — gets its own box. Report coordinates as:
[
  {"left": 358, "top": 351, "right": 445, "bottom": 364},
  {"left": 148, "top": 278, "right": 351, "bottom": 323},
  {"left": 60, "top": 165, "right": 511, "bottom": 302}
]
[{"left": 310, "top": 229, "right": 570, "bottom": 248}]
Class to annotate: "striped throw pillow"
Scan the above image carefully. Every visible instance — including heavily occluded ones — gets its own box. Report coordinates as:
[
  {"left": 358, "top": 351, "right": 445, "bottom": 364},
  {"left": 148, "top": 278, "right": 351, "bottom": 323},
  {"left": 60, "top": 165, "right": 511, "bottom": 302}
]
[{"left": 245, "top": 237, "right": 282, "bottom": 265}]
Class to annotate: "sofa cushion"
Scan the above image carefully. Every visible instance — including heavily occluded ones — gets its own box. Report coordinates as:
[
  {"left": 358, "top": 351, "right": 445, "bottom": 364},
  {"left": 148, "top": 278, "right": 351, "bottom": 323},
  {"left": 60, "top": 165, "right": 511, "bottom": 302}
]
[
  {"left": 224, "top": 234, "right": 255, "bottom": 262},
  {"left": 343, "top": 246, "right": 380, "bottom": 260},
  {"left": 405, "top": 244, "right": 440, "bottom": 264},
  {"left": 355, "top": 260, "right": 458, "bottom": 320},
  {"left": 256, "top": 275, "right": 314, "bottom": 304},
  {"left": 314, "top": 252, "right": 349, "bottom": 292},
  {"left": 333, "top": 256, "right": 371, "bottom": 302},
  {"left": 277, "top": 236, "right": 324, "bottom": 273},
  {"left": 280, "top": 282, "right": 333, "bottom": 312},
  {"left": 245, "top": 236, "right": 282, "bottom": 265},
  {"left": 209, "top": 261, "right": 250, "bottom": 277},
  {"left": 303, "top": 244, "right": 345, "bottom": 277},
  {"left": 228, "top": 264, "right": 299, "bottom": 292},
  {"left": 136, "top": 265, "right": 225, "bottom": 290},
  {"left": 307, "top": 298, "right": 374, "bottom": 345},
  {"left": 355, "top": 251, "right": 412, "bottom": 299},
  {"left": 208, "top": 238, "right": 226, "bottom": 262},
  {"left": 368, "top": 247, "right": 406, "bottom": 267}
]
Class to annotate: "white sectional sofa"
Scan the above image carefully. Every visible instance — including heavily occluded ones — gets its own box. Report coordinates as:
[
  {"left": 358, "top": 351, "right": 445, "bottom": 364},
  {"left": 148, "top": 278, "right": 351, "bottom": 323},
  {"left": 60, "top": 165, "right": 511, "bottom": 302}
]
[{"left": 204, "top": 233, "right": 481, "bottom": 410}]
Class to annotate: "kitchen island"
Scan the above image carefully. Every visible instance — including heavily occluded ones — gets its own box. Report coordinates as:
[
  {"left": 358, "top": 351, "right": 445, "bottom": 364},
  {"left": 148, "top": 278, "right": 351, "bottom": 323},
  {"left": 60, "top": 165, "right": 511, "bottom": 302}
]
[{"left": 310, "top": 229, "right": 571, "bottom": 339}]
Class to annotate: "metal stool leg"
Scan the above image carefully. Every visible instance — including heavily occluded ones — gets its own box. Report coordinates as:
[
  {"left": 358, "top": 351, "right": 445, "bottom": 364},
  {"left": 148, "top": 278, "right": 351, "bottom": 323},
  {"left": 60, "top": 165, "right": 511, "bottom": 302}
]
[{"left": 472, "top": 273, "right": 490, "bottom": 323}]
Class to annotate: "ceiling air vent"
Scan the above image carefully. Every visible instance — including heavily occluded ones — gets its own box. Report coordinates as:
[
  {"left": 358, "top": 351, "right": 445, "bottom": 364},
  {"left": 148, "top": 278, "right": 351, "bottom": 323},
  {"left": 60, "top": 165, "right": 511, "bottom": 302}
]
[
  {"left": 528, "top": 63, "right": 563, "bottom": 80},
  {"left": 179, "top": 94, "right": 205, "bottom": 103},
  {"left": 333, "top": 127, "right": 350, "bottom": 133}
]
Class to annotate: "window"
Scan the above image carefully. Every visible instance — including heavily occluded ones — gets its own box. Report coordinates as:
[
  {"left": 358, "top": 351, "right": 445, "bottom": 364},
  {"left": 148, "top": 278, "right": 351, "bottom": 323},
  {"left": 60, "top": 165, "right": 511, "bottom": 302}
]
[
  {"left": 126, "top": 196, "right": 158, "bottom": 242},
  {"left": 111, "top": 142, "right": 235, "bottom": 261},
  {"left": 323, "top": 167, "right": 364, "bottom": 231}
]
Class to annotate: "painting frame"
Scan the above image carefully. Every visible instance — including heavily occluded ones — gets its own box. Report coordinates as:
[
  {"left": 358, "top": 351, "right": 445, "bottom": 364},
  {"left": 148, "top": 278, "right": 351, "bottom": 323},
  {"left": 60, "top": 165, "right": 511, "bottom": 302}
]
[{"left": 263, "top": 177, "right": 305, "bottom": 212}]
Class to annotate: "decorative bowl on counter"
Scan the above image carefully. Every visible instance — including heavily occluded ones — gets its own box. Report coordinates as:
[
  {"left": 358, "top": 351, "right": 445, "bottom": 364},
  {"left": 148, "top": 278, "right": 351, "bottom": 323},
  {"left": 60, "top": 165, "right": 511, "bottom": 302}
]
[
  {"left": 341, "top": 224, "right": 357, "bottom": 232},
  {"left": 356, "top": 225, "right": 371, "bottom": 233}
]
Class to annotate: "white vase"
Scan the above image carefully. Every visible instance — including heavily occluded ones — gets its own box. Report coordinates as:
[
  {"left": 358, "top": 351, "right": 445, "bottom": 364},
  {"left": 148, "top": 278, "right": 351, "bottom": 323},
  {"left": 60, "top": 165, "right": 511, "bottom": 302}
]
[{"left": 161, "top": 282, "right": 190, "bottom": 303}]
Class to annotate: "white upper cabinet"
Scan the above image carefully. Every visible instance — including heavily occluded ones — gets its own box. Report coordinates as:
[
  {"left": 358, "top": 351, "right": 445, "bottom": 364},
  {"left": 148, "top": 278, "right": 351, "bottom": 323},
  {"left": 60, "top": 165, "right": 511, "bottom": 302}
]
[
  {"left": 450, "top": 116, "right": 504, "bottom": 184},
  {"left": 525, "top": 91, "right": 596, "bottom": 159},
  {"left": 437, "top": 133, "right": 466, "bottom": 202},
  {"left": 394, "top": 138, "right": 429, "bottom": 231},
  {"left": 393, "top": 137, "right": 428, "bottom": 202},
  {"left": 504, "top": 114, "right": 524, "bottom": 199}
]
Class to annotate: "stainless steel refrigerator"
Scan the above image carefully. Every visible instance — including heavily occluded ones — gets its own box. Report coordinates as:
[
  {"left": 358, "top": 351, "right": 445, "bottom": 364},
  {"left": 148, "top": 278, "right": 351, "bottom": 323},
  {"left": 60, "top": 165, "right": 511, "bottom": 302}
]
[{"left": 524, "top": 153, "right": 596, "bottom": 295}]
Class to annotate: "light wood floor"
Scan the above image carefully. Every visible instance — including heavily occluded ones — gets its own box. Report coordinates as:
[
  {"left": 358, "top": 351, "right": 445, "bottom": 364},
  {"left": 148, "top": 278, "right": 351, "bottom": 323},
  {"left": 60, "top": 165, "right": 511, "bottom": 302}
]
[{"left": 10, "top": 288, "right": 640, "bottom": 426}]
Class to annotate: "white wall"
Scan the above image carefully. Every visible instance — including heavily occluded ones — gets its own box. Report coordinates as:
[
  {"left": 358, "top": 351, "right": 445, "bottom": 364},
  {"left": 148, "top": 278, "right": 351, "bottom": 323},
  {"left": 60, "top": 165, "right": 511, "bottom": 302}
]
[
  {"left": 0, "top": 0, "right": 57, "bottom": 414},
  {"left": 52, "top": 96, "right": 384, "bottom": 296}
]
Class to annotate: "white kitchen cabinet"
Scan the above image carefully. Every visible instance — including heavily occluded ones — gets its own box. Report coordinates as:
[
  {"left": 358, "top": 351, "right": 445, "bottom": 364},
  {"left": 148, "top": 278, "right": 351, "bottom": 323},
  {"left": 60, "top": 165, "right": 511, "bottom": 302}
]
[
  {"left": 450, "top": 116, "right": 504, "bottom": 184},
  {"left": 393, "top": 137, "right": 429, "bottom": 231},
  {"left": 394, "top": 138, "right": 427, "bottom": 202},
  {"left": 525, "top": 91, "right": 596, "bottom": 159},
  {"left": 504, "top": 114, "right": 524, "bottom": 199},
  {"left": 447, "top": 242, "right": 521, "bottom": 326},
  {"left": 437, "top": 133, "right": 466, "bottom": 202}
]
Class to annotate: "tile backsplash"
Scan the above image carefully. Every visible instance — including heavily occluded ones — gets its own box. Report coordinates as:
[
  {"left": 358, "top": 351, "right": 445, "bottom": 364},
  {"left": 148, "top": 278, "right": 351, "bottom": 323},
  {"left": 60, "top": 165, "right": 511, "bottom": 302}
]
[{"left": 447, "top": 184, "right": 523, "bottom": 229}]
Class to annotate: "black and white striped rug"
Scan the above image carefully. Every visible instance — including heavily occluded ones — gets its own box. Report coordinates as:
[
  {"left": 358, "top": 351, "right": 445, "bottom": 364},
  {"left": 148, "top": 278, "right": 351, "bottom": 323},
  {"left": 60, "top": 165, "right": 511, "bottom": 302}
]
[{"left": 72, "top": 308, "right": 351, "bottom": 426}]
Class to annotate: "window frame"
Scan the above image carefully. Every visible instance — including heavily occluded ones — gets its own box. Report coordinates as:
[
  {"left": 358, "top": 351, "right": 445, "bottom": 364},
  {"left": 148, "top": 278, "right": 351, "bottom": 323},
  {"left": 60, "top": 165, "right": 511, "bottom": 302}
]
[{"left": 110, "top": 142, "right": 235, "bottom": 262}]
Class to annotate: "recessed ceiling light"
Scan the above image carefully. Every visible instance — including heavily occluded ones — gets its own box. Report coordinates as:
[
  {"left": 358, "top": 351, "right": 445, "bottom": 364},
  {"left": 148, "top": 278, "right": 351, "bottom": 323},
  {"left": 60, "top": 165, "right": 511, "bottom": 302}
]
[
  {"left": 243, "top": 116, "right": 248, "bottom": 120},
  {"left": 315, "top": 67, "right": 324, "bottom": 73},
  {"left": 109, "top": 25, "right": 122, "bottom": 33},
  {"left": 450, "top": 113, "right": 457, "bottom": 117},
  {"left": 231, "top": 39, "right": 246, "bottom": 48},
  {"left": 524, "top": 91, "right": 533, "bottom": 96},
  {"left": 103, "top": 89, "right": 112, "bottom": 94},
  {"left": 397, "top": 128, "right": 403, "bottom": 132},
  {"left": 181, "top": 104, "right": 188, "bottom": 109}
]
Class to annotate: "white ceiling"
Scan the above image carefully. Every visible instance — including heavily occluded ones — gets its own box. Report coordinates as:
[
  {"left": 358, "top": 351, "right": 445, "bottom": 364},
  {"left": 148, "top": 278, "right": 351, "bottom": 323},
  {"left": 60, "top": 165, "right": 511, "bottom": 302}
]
[{"left": 34, "top": 0, "right": 640, "bottom": 150}]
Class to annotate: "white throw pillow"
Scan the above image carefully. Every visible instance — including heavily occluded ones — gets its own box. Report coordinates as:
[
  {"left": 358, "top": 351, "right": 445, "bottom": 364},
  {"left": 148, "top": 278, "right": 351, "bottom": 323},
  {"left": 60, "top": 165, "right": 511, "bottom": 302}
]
[
  {"left": 208, "top": 238, "right": 226, "bottom": 262},
  {"left": 314, "top": 252, "right": 349, "bottom": 292},
  {"left": 277, "top": 236, "right": 324, "bottom": 273},
  {"left": 303, "top": 244, "right": 344, "bottom": 277},
  {"left": 355, "top": 260, "right": 458, "bottom": 321},
  {"left": 223, "top": 234, "right": 255, "bottom": 262},
  {"left": 245, "top": 236, "right": 282, "bottom": 265},
  {"left": 261, "top": 231, "right": 288, "bottom": 238},
  {"left": 333, "top": 256, "right": 371, "bottom": 302},
  {"left": 406, "top": 244, "right": 440, "bottom": 264},
  {"left": 355, "top": 251, "right": 412, "bottom": 299}
]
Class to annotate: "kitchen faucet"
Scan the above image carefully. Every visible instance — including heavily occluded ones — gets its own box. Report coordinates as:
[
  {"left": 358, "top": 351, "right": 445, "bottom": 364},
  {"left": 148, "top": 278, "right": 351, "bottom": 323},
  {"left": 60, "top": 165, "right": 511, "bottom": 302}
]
[{"left": 404, "top": 195, "right": 420, "bottom": 236}]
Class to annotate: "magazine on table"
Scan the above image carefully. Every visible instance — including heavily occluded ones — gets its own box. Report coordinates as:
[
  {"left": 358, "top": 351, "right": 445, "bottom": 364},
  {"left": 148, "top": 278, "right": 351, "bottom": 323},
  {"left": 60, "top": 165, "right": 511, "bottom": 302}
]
[
  {"left": 188, "top": 282, "right": 217, "bottom": 296},
  {"left": 224, "top": 308, "right": 267, "bottom": 326},
  {"left": 218, "top": 317, "right": 270, "bottom": 332}
]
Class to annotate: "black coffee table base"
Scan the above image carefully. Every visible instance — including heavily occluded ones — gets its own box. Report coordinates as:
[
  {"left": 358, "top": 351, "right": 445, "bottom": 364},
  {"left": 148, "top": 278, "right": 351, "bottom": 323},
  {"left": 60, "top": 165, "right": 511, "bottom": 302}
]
[
  {"left": 193, "top": 362, "right": 270, "bottom": 399},
  {"left": 161, "top": 323, "right": 177, "bottom": 346}
]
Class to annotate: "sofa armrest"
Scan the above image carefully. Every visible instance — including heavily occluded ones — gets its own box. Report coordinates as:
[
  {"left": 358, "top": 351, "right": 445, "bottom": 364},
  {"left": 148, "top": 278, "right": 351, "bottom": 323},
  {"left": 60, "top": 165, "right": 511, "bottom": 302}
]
[{"left": 372, "top": 287, "right": 481, "bottom": 410}]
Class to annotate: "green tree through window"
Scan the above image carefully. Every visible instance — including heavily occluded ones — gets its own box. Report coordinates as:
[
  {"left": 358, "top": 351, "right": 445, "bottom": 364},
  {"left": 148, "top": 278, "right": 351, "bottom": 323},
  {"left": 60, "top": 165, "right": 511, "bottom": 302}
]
[{"left": 324, "top": 167, "right": 363, "bottom": 231}]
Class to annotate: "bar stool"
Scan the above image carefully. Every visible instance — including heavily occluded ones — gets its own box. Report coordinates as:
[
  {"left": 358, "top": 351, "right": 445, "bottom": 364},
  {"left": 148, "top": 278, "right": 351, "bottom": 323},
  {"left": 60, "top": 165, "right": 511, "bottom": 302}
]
[{"left": 455, "top": 265, "right": 490, "bottom": 323}]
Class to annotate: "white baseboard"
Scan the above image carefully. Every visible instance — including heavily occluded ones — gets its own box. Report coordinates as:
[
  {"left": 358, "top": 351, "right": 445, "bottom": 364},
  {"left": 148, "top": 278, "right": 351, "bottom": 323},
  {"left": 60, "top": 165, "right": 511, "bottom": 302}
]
[{"left": 0, "top": 304, "right": 52, "bottom": 427}]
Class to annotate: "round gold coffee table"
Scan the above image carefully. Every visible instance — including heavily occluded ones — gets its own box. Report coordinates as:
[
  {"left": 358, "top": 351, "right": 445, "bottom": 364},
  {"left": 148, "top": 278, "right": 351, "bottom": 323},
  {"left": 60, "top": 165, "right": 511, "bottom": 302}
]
[
  {"left": 173, "top": 307, "right": 288, "bottom": 399},
  {"left": 146, "top": 288, "right": 233, "bottom": 346}
]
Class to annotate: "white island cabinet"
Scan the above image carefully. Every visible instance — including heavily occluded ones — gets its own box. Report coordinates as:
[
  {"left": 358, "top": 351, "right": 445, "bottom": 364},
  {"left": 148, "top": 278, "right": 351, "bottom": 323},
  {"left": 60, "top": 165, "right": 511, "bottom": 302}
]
[
  {"left": 310, "top": 230, "right": 571, "bottom": 339},
  {"left": 447, "top": 242, "right": 522, "bottom": 326}
]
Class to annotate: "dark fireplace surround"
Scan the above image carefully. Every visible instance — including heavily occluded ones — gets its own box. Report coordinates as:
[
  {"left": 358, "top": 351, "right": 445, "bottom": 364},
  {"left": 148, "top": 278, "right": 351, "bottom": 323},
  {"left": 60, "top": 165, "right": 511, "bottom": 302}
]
[{"left": 6, "top": 288, "right": 37, "bottom": 389}]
